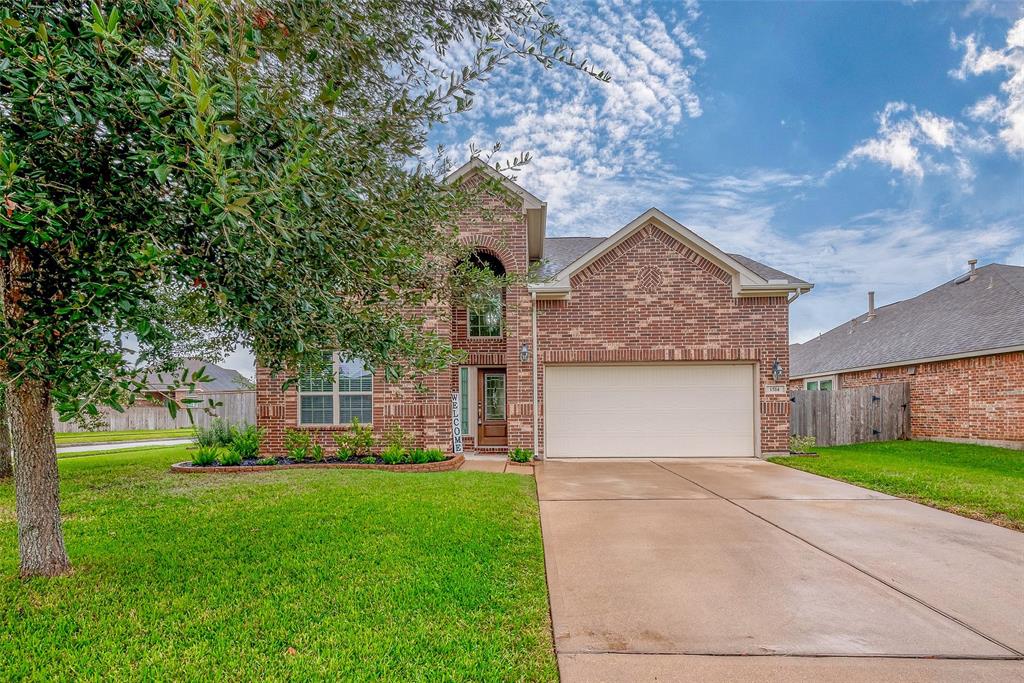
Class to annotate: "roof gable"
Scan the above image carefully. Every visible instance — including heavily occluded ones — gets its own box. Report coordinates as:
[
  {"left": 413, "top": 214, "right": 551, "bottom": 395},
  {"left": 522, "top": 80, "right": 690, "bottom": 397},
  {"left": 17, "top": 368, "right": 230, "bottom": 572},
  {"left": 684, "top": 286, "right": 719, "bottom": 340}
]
[
  {"left": 531, "top": 208, "right": 809, "bottom": 298},
  {"left": 445, "top": 158, "right": 547, "bottom": 260}
]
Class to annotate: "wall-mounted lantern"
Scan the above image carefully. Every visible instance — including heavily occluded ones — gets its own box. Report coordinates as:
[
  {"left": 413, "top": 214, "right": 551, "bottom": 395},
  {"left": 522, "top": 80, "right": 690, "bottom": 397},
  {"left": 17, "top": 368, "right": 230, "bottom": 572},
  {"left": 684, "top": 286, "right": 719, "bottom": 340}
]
[
  {"left": 771, "top": 360, "right": 783, "bottom": 382},
  {"left": 519, "top": 343, "right": 530, "bottom": 363}
]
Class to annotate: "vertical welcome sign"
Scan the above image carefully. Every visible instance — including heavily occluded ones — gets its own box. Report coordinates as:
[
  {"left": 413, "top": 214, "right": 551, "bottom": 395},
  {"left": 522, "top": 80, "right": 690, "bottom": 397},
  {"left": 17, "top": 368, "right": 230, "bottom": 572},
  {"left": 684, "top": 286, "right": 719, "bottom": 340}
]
[{"left": 451, "top": 392, "right": 463, "bottom": 453}]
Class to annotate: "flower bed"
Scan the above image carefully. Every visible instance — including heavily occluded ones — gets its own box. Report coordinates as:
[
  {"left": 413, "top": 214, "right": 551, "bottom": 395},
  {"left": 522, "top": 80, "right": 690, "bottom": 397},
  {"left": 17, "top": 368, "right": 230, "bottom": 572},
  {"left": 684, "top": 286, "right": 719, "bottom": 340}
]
[{"left": 171, "top": 454, "right": 463, "bottom": 474}]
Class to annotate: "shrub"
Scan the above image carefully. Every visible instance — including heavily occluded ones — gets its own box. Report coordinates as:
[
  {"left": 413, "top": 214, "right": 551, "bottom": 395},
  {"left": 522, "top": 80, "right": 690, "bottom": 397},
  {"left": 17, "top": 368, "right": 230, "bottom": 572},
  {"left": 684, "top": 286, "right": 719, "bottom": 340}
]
[
  {"left": 383, "top": 423, "right": 412, "bottom": 451},
  {"left": 218, "top": 449, "right": 242, "bottom": 466},
  {"left": 196, "top": 419, "right": 234, "bottom": 448},
  {"left": 284, "top": 429, "right": 312, "bottom": 461},
  {"left": 789, "top": 434, "right": 816, "bottom": 454},
  {"left": 508, "top": 447, "right": 534, "bottom": 463},
  {"left": 359, "top": 455, "right": 377, "bottom": 464},
  {"left": 255, "top": 457, "right": 278, "bottom": 466},
  {"left": 310, "top": 443, "right": 325, "bottom": 462},
  {"left": 381, "top": 445, "right": 407, "bottom": 465},
  {"left": 229, "top": 424, "right": 263, "bottom": 460},
  {"left": 332, "top": 417, "right": 375, "bottom": 457},
  {"left": 191, "top": 446, "right": 220, "bottom": 466},
  {"left": 407, "top": 448, "right": 445, "bottom": 464}
]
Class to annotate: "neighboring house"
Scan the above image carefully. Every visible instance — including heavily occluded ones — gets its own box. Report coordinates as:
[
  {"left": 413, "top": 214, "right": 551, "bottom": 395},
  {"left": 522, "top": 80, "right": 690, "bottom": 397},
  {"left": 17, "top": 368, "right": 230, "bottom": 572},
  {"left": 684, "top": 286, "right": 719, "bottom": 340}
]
[
  {"left": 256, "top": 159, "right": 811, "bottom": 458},
  {"left": 790, "top": 262, "right": 1024, "bottom": 448},
  {"left": 142, "top": 358, "right": 254, "bottom": 403}
]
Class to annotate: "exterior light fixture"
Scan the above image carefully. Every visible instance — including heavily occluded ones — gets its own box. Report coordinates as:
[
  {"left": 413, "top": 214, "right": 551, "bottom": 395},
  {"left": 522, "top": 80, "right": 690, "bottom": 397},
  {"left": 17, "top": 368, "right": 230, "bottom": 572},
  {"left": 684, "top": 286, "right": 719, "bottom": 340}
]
[
  {"left": 519, "top": 343, "right": 530, "bottom": 363},
  {"left": 771, "top": 360, "right": 783, "bottom": 382}
]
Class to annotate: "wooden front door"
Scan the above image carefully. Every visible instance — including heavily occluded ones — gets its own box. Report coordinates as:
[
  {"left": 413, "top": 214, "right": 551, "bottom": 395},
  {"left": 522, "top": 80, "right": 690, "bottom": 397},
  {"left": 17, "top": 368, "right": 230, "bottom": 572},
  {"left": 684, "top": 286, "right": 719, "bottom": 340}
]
[{"left": 477, "top": 368, "right": 507, "bottom": 447}]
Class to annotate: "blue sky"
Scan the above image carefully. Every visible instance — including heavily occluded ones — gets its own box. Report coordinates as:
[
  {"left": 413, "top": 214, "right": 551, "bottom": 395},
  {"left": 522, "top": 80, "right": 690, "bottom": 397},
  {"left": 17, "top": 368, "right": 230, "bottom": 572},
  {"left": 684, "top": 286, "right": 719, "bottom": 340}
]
[{"left": 222, "top": 0, "right": 1023, "bottom": 376}]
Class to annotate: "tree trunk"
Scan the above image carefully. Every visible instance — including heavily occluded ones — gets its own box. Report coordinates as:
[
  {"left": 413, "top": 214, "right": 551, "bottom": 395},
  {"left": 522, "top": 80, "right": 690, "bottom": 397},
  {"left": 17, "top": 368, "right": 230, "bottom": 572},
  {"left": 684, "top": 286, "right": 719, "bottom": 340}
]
[
  {"left": 10, "top": 380, "right": 70, "bottom": 577},
  {"left": 0, "top": 387, "right": 11, "bottom": 478}
]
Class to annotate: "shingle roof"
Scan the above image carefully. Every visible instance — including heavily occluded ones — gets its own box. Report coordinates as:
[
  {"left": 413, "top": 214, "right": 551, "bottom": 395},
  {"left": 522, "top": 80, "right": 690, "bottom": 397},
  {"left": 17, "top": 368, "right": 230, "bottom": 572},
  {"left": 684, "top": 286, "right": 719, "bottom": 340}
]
[
  {"left": 535, "top": 237, "right": 807, "bottom": 285},
  {"left": 536, "top": 237, "right": 604, "bottom": 278},
  {"left": 727, "top": 253, "right": 809, "bottom": 286},
  {"left": 791, "top": 264, "right": 1024, "bottom": 377},
  {"left": 143, "top": 359, "right": 253, "bottom": 392}
]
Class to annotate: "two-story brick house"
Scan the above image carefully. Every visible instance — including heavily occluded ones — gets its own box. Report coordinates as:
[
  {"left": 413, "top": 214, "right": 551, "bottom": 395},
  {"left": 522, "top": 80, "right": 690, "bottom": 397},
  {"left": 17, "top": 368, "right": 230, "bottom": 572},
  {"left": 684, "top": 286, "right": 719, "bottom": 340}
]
[{"left": 256, "top": 159, "right": 812, "bottom": 459}]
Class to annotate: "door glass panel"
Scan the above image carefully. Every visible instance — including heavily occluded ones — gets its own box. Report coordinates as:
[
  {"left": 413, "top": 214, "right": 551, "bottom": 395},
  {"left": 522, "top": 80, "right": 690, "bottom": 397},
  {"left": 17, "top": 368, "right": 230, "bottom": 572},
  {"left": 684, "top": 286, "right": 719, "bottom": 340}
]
[{"left": 484, "top": 374, "right": 506, "bottom": 420}]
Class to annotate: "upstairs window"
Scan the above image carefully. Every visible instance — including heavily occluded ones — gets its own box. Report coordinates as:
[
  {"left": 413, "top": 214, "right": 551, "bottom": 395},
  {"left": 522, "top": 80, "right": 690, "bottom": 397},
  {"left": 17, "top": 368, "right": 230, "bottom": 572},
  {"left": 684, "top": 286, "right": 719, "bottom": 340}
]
[
  {"left": 468, "top": 291, "right": 503, "bottom": 337},
  {"left": 299, "top": 353, "right": 373, "bottom": 425},
  {"left": 465, "top": 250, "right": 505, "bottom": 338}
]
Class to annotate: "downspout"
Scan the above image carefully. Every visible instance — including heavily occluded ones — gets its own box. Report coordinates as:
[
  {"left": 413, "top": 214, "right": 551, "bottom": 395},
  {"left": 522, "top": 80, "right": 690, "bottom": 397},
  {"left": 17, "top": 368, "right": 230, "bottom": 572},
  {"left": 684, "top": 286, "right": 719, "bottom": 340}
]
[
  {"left": 531, "top": 291, "right": 540, "bottom": 458},
  {"left": 787, "top": 287, "right": 806, "bottom": 304}
]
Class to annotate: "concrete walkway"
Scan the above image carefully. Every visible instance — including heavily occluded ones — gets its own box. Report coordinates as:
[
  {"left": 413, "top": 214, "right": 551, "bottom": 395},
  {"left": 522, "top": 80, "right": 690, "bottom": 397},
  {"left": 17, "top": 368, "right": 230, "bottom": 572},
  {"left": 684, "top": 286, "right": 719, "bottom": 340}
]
[
  {"left": 537, "top": 458, "right": 1024, "bottom": 682},
  {"left": 57, "top": 438, "right": 194, "bottom": 454}
]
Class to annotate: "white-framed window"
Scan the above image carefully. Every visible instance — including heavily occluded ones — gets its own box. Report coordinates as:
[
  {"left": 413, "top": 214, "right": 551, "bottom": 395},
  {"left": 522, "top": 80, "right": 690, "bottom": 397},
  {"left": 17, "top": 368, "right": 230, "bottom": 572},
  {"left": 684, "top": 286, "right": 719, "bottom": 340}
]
[
  {"left": 468, "top": 291, "right": 503, "bottom": 337},
  {"left": 804, "top": 376, "right": 835, "bottom": 391},
  {"left": 298, "top": 352, "right": 373, "bottom": 425}
]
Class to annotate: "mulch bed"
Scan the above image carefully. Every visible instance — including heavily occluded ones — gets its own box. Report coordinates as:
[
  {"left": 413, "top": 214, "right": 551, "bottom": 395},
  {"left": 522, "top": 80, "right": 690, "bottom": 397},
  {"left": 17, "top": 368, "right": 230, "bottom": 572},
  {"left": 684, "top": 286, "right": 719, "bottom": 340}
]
[{"left": 171, "top": 454, "right": 464, "bottom": 474}]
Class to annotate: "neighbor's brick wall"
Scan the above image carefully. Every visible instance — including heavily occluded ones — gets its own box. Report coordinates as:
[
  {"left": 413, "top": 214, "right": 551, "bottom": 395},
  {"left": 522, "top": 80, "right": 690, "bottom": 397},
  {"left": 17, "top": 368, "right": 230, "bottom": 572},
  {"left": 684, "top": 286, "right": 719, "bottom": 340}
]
[
  {"left": 534, "top": 223, "right": 791, "bottom": 455},
  {"left": 836, "top": 351, "right": 1024, "bottom": 445}
]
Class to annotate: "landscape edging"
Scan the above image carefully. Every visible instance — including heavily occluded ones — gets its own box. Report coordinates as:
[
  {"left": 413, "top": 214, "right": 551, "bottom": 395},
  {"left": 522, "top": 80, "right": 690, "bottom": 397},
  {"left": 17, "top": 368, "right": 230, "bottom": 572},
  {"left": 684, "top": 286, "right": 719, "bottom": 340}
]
[{"left": 171, "top": 454, "right": 464, "bottom": 474}]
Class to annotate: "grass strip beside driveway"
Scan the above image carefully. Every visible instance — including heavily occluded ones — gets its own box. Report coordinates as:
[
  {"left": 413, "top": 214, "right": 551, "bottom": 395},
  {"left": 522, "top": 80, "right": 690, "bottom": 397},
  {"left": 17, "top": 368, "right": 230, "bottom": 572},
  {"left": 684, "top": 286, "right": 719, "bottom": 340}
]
[
  {"left": 770, "top": 440, "right": 1024, "bottom": 530},
  {"left": 0, "top": 446, "right": 556, "bottom": 681}
]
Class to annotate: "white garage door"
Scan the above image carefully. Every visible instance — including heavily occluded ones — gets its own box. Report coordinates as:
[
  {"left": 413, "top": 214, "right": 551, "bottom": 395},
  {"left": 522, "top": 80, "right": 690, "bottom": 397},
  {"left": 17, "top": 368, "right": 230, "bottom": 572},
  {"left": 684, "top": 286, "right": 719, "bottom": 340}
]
[{"left": 544, "top": 364, "right": 756, "bottom": 458}]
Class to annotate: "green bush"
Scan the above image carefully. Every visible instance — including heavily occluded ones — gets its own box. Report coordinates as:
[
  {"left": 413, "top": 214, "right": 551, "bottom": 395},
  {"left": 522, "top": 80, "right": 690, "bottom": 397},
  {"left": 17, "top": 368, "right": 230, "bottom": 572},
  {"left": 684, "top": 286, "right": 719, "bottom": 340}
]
[
  {"left": 218, "top": 449, "right": 242, "bottom": 466},
  {"left": 332, "top": 417, "right": 375, "bottom": 457},
  {"left": 381, "top": 446, "right": 407, "bottom": 465},
  {"left": 508, "top": 447, "right": 533, "bottom": 463},
  {"left": 359, "top": 455, "right": 377, "bottom": 464},
  {"left": 406, "top": 448, "right": 445, "bottom": 464},
  {"left": 229, "top": 424, "right": 263, "bottom": 460},
  {"left": 310, "top": 443, "right": 325, "bottom": 462},
  {"left": 191, "top": 446, "right": 220, "bottom": 466},
  {"left": 255, "top": 457, "right": 278, "bottom": 466},
  {"left": 196, "top": 419, "right": 234, "bottom": 448},
  {"left": 789, "top": 434, "right": 817, "bottom": 454},
  {"left": 284, "top": 429, "right": 312, "bottom": 461}
]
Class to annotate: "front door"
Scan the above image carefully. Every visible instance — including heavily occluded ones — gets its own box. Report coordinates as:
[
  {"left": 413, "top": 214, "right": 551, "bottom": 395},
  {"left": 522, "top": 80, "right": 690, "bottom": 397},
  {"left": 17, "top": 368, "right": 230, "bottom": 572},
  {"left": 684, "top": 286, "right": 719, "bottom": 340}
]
[{"left": 477, "top": 368, "right": 507, "bottom": 446}]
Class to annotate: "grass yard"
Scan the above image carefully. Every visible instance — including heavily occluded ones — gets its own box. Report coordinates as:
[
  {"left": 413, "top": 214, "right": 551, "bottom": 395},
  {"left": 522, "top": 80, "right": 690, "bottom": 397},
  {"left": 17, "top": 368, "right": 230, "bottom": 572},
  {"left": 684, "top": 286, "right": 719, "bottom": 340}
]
[
  {"left": 55, "top": 427, "right": 195, "bottom": 446},
  {"left": 770, "top": 440, "right": 1024, "bottom": 530},
  {"left": 0, "top": 446, "right": 557, "bottom": 681}
]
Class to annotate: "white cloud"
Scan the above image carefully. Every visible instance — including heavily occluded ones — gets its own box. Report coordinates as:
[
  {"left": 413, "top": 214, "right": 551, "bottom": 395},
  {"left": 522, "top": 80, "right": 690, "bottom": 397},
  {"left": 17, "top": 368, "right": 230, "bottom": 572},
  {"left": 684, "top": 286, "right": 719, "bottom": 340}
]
[
  {"left": 952, "top": 18, "right": 1024, "bottom": 153},
  {"left": 442, "top": 0, "right": 705, "bottom": 221},
  {"left": 833, "top": 102, "right": 978, "bottom": 181}
]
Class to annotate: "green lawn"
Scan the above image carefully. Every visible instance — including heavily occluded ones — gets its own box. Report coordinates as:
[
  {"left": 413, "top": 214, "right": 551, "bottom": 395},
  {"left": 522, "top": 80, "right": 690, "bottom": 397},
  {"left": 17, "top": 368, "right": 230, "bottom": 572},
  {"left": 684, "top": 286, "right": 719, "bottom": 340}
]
[
  {"left": 54, "top": 428, "right": 195, "bottom": 446},
  {"left": 0, "top": 446, "right": 556, "bottom": 681},
  {"left": 770, "top": 440, "right": 1024, "bottom": 530}
]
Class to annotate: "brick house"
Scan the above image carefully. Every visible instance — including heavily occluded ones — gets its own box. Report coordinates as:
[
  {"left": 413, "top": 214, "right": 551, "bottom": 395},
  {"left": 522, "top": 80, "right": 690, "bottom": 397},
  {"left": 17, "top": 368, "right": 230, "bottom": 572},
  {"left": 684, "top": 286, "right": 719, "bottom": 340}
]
[
  {"left": 789, "top": 262, "right": 1024, "bottom": 449},
  {"left": 257, "top": 159, "right": 811, "bottom": 459}
]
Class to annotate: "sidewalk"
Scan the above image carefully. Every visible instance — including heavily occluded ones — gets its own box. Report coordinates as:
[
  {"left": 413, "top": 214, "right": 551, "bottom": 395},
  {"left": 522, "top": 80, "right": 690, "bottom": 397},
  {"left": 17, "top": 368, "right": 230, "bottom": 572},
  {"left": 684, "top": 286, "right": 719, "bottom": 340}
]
[{"left": 57, "top": 438, "right": 194, "bottom": 455}]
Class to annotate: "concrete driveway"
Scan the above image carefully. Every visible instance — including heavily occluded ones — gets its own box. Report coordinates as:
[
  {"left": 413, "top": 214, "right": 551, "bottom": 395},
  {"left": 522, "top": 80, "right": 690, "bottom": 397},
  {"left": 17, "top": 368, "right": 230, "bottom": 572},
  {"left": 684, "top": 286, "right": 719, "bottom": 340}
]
[{"left": 536, "top": 458, "right": 1024, "bottom": 682}]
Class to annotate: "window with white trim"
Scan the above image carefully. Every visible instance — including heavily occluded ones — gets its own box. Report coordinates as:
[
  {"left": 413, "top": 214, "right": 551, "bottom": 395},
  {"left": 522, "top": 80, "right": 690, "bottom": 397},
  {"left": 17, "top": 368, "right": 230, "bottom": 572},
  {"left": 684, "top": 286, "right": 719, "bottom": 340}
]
[
  {"left": 804, "top": 377, "right": 835, "bottom": 391},
  {"left": 299, "top": 352, "right": 373, "bottom": 425},
  {"left": 468, "top": 290, "right": 503, "bottom": 337}
]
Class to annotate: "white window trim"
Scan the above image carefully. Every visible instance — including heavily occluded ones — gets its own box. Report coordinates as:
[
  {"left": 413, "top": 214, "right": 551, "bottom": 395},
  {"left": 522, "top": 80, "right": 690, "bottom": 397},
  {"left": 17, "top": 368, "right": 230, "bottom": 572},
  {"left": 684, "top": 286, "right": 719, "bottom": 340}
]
[
  {"left": 467, "top": 291, "right": 504, "bottom": 339},
  {"left": 804, "top": 375, "right": 837, "bottom": 391},
  {"left": 298, "top": 352, "right": 373, "bottom": 426}
]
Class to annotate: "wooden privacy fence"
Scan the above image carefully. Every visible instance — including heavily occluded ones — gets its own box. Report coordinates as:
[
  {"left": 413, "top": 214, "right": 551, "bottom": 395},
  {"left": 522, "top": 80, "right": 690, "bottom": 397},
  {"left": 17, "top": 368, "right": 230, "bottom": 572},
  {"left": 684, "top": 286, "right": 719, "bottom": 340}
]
[
  {"left": 789, "top": 383, "right": 910, "bottom": 447},
  {"left": 52, "top": 391, "right": 256, "bottom": 433}
]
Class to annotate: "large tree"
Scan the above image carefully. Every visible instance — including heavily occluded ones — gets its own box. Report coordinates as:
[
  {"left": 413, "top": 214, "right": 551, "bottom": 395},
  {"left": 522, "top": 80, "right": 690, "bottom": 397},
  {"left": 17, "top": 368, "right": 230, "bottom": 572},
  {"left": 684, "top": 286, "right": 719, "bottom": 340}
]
[{"left": 0, "top": 0, "right": 604, "bottom": 576}]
